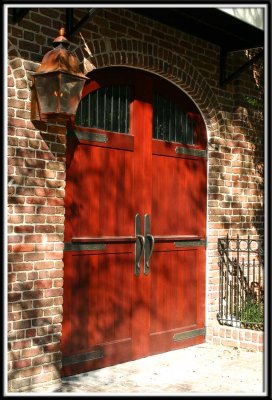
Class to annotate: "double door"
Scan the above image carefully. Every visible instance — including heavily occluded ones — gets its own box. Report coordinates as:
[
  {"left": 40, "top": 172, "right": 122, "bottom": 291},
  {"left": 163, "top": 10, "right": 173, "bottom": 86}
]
[{"left": 61, "top": 68, "right": 207, "bottom": 377}]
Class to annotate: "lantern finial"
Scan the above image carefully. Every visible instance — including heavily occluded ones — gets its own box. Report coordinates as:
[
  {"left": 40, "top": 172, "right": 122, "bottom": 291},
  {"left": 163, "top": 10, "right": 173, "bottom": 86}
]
[{"left": 53, "top": 27, "right": 69, "bottom": 48}]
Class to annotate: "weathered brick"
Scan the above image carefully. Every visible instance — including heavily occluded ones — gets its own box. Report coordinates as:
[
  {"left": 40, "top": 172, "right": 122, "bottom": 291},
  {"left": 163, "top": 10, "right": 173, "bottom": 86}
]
[
  {"left": 32, "top": 354, "right": 52, "bottom": 366},
  {"left": 12, "top": 339, "right": 32, "bottom": 350},
  {"left": 19, "top": 366, "right": 42, "bottom": 377},
  {"left": 34, "top": 280, "right": 52, "bottom": 289}
]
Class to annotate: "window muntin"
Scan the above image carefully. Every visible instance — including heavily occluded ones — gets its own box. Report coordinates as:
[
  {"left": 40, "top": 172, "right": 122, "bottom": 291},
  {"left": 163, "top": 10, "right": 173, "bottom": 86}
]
[
  {"left": 153, "top": 93, "right": 194, "bottom": 145},
  {"left": 75, "top": 85, "right": 131, "bottom": 133}
]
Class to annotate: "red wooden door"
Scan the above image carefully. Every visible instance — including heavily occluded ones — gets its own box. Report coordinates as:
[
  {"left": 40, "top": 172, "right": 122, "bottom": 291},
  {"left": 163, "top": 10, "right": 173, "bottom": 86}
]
[{"left": 61, "top": 68, "right": 207, "bottom": 376}]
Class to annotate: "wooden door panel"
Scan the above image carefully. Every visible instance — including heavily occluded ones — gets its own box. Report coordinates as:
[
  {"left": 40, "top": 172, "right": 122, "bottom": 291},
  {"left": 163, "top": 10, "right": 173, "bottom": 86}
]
[
  {"left": 152, "top": 147, "right": 206, "bottom": 237},
  {"left": 66, "top": 144, "right": 134, "bottom": 239},
  {"left": 150, "top": 249, "right": 198, "bottom": 333},
  {"left": 149, "top": 245, "right": 206, "bottom": 354},
  {"left": 61, "top": 246, "right": 134, "bottom": 376}
]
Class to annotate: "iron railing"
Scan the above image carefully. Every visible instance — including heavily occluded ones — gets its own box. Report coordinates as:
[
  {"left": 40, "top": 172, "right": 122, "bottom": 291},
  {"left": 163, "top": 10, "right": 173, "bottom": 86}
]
[{"left": 217, "top": 235, "right": 264, "bottom": 330}]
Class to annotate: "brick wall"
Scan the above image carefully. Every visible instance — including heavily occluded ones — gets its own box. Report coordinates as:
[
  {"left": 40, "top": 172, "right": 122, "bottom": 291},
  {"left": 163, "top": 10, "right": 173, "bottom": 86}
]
[{"left": 7, "top": 7, "right": 264, "bottom": 391}]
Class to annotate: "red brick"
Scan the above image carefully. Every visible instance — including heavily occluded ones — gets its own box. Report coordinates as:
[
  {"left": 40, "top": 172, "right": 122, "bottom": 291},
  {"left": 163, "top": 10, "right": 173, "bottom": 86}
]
[
  {"left": 34, "top": 261, "right": 54, "bottom": 270},
  {"left": 33, "top": 299, "right": 54, "bottom": 308},
  {"left": 24, "top": 252, "right": 45, "bottom": 261},
  {"left": 22, "top": 309, "right": 43, "bottom": 319},
  {"left": 36, "top": 206, "right": 56, "bottom": 214},
  {"left": 8, "top": 235, "right": 23, "bottom": 244},
  {"left": 35, "top": 225, "right": 55, "bottom": 233},
  {"left": 12, "top": 359, "right": 32, "bottom": 369},
  {"left": 46, "top": 197, "right": 64, "bottom": 206},
  {"left": 22, "top": 347, "right": 42, "bottom": 358},
  {"left": 31, "top": 372, "right": 52, "bottom": 385},
  {"left": 12, "top": 262, "right": 33, "bottom": 271},
  {"left": 13, "top": 244, "right": 35, "bottom": 253},
  {"left": 34, "top": 280, "right": 52, "bottom": 289},
  {"left": 8, "top": 311, "right": 22, "bottom": 321},
  {"left": 13, "top": 281, "right": 33, "bottom": 291},
  {"left": 26, "top": 329, "right": 37, "bottom": 338},
  {"left": 14, "top": 226, "right": 34, "bottom": 233},
  {"left": 8, "top": 292, "right": 22, "bottom": 302},
  {"left": 53, "top": 279, "right": 63, "bottom": 288},
  {"left": 12, "top": 339, "right": 32, "bottom": 350},
  {"left": 44, "top": 288, "right": 63, "bottom": 298},
  {"left": 19, "top": 366, "right": 42, "bottom": 377},
  {"left": 43, "top": 343, "right": 59, "bottom": 353},
  {"left": 24, "top": 235, "right": 43, "bottom": 243},
  {"left": 32, "top": 354, "right": 52, "bottom": 366},
  {"left": 22, "top": 290, "right": 43, "bottom": 300},
  {"left": 25, "top": 215, "right": 46, "bottom": 223}
]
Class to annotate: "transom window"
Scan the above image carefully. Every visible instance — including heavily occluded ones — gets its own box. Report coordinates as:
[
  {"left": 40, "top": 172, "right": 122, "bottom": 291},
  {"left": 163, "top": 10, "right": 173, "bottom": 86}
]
[
  {"left": 75, "top": 85, "right": 195, "bottom": 145},
  {"left": 75, "top": 85, "right": 131, "bottom": 133},
  {"left": 153, "top": 93, "right": 194, "bottom": 145}
]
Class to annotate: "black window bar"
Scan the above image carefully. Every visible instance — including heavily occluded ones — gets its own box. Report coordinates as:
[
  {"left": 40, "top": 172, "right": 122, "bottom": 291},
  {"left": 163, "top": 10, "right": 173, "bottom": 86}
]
[
  {"left": 153, "top": 93, "right": 194, "bottom": 145},
  {"left": 75, "top": 85, "right": 131, "bottom": 134}
]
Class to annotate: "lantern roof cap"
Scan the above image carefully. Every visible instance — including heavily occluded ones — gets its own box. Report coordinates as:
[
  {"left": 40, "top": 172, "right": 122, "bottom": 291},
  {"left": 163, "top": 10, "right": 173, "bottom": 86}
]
[{"left": 35, "top": 28, "right": 86, "bottom": 79}]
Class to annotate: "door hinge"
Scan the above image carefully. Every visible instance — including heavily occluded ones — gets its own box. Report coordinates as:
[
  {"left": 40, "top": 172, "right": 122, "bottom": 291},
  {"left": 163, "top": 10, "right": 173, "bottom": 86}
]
[{"left": 173, "top": 327, "right": 206, "bottom": 342}]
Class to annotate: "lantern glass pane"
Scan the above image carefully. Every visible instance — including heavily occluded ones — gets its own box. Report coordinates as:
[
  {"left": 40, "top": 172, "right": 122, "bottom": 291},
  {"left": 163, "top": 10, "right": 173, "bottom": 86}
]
[
  {"left": 35, "top": 74, "right": 59, "bottom": 113},
  {"left": 60, "top": 74, "right": 85, "bottom": 115}
]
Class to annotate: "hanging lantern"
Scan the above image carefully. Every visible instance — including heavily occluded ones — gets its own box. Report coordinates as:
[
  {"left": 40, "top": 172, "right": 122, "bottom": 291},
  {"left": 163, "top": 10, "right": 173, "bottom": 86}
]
[{"left": 31, "top": 28, "right": 88, "bottom": 123}]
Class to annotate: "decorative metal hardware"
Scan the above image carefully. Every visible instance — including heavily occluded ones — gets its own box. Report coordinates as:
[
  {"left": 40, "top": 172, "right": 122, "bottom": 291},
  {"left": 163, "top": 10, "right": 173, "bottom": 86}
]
[
  {"left": 62, "top": 348, "right": 104, "bottom": 366},
  {"left": 66, "top": 8, "right": 98, "bottom": 39},
  {"left": 66, "top": 215, "right": 145, "bottom": 276},
  {"left": 64, "top": 243, "right": 106, "bottom": 251},
  {"left": 217, "top": 234, "right": 264, "bottom": 331},
  {"left": 175, "top": 146, "right": 207, "bottom": 158},
  {"left": 135, "top": 213, "right": 145, "bottom": 276},
  {"left": 220, "top": 48, "right": 264, "bottom": 87},
  {"left": 31, "top": 28, "right": 88, "bottom": 123},
  {"left": 144, "top": 214, "right": 155, "bottom": 275},
  {"left": 73, "top": 130, "right": 108, "bottom": 143},
  {"left": 173, "top": 327, "right": 206, "bottom": 342},
  {"left": 174, "top": 239, "right": 206, "bottom": 248}
]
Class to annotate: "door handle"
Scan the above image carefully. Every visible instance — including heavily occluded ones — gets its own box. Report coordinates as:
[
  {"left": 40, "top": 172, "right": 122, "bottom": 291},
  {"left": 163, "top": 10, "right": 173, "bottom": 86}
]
[
  {"left": 144, "top": 233, "right": 155, "bottom": 275},
  {"left": 135, "top": 234, "right": 145, "bottom": 276},
  {"left": 144, "top": 214, "right": 155, "bottom": 275},
  {"left": 135, "top": 213, "right": 145, "bottom": 276}
]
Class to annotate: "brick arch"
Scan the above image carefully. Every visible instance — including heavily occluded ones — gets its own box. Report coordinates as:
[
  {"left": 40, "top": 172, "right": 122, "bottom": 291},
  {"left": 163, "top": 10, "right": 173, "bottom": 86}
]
[{"left": 87, "top": 37, "right": 220, "bottom": 136}]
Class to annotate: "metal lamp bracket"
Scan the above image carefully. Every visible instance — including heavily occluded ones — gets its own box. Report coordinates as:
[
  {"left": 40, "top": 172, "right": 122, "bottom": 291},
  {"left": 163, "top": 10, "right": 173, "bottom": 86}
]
[{"left": 220, "top": 47, "right": 264, "bottom": 87}]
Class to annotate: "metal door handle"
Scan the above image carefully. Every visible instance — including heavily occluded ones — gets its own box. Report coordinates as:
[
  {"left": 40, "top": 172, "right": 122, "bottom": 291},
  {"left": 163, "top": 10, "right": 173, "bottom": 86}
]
[
  {"left": 144, "top": 214, "right": 155, "bottom": 275},
  {"left": 135, "top": 234, "right": 145, "bottom": 276},
  {"left": 144, "top": 233, "right": 155, "bottom": 275},
  {"left": 135, "top": 214, "right": 145, "bottom": 276}
]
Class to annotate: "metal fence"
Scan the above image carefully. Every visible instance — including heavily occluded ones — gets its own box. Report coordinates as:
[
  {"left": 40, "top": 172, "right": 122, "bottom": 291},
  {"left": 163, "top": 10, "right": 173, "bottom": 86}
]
[{"left": 217, "top": 235, "right": 264, "bottom": 330}]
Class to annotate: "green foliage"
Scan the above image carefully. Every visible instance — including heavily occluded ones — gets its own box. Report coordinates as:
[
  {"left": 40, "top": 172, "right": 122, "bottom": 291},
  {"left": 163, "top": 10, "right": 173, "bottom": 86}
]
[
  {"left": 239, "top": 295, "right": 264, "bottom": 325},
  {"left": 244, "top": 95, "right": 263, "bottom": 109}
]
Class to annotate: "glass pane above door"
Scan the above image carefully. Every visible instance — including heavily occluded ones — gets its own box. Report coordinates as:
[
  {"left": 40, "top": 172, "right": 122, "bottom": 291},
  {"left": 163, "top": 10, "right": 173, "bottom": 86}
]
[
  {"left": 153, "top": 93, "right": 194, "bottom": 145},
  {"left": 75, "top": 85, "right": 131, "bottom": 133}
]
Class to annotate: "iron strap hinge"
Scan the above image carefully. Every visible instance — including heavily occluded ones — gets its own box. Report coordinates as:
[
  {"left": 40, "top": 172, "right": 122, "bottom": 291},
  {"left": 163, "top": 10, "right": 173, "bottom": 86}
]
[
  {"left": 64, "top": 243, "right": 106, "bottom": 251},
  {"left": 175, "top": 147, "right": 207, "bottom": 158},
  {"left": 173, "top": 327, "right": 206, "bottom": 342},
  {"left": 174, "top": 239, "right": 207, "bottom": 248},
  {"left": 62, "top": 348, "right": 104, "bottom": 366}
]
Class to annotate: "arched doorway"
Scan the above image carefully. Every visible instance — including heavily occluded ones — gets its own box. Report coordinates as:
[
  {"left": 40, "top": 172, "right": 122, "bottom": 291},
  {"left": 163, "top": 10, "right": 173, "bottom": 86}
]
[{"left": 61, "top": 67, "right": 207, "bottom": 377}]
